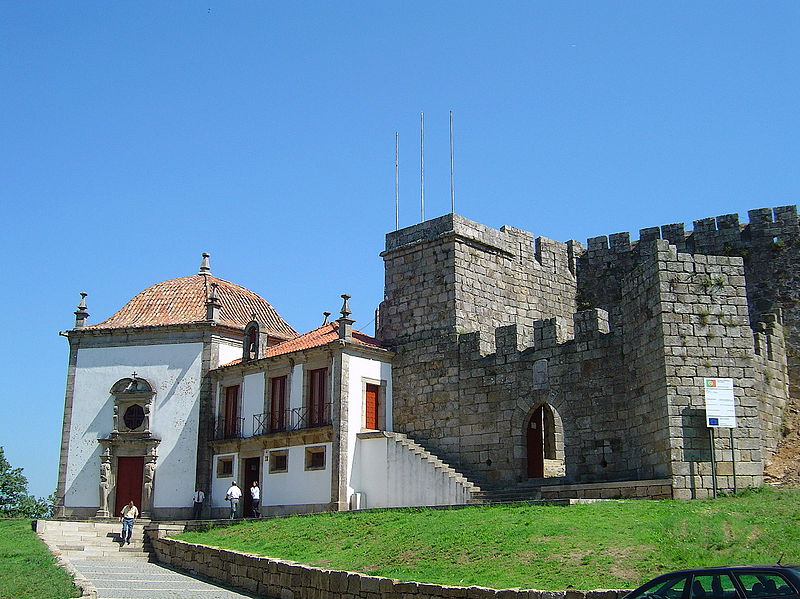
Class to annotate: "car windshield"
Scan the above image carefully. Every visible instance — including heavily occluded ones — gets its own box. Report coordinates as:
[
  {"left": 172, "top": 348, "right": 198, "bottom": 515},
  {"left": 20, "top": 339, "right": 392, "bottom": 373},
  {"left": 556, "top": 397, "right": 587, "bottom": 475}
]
[{"left": 627, "top": 575, "right": 689, "bottom": 599}]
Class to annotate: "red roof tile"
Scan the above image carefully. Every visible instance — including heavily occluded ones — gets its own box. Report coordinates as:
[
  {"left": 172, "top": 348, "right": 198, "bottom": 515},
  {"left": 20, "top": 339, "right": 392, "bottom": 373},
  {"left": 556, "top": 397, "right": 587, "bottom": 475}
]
[
  {"left": 86, "top": 274, "right": 298, "bottom": 339},
  {"left": 219, "top": 322, "right": 385, "bottom": 367}
]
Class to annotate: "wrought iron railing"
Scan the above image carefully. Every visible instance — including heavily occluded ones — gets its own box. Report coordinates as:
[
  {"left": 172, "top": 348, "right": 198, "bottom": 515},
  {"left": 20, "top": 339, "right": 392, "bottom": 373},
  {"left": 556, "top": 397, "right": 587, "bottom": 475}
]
[
  {"left": 251, "top": 403, "right": 331, "bottom": 437},
  {"left": 215, "top": 417, "right": 245, "bottom": 440},
  {"left": 253, "top": 410, "right": 288, "bottom": 436},
  {"left": 295, "top": 402, "right": 332, "bottom": 429}
]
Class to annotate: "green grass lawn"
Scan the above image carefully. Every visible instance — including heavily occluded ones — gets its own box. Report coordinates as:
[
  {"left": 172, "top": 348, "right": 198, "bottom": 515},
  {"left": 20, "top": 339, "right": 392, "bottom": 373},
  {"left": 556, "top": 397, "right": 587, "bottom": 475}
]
[
  {"left": 0, "top": 520, "right": 80, "bottom": 599},
  {"left": 176, "top": 487, "right": 800, "bottom": 591}
]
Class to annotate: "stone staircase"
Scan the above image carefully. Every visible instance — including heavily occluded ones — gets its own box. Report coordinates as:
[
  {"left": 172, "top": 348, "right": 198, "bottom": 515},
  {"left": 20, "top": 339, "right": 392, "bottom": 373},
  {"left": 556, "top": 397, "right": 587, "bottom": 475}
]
[
  {"left": 386, "top": 432, "right": 482, "bottom": 501},
  {"left": 467, "top": 483, "right": 547, "bottom": 504},
  {"left": 35, "top": 519, "right": 154, "bottom": 561}
]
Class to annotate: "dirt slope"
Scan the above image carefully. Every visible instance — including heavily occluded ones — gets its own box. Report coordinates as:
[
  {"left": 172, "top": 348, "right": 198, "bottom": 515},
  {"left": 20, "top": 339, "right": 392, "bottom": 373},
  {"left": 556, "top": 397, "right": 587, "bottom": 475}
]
[{"left": 764, "top": 397, "right": 800, "bottom": 485}]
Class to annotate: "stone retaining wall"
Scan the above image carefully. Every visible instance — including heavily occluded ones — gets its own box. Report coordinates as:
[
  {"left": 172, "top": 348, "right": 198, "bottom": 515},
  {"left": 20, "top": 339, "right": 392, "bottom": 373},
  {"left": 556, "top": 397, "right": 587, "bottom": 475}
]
[
  {"left": 149, "top": 533, "right": 631, "bottom": 599},
  {"left": 540, "top": 479, "right": 672, "bottom": 500}
]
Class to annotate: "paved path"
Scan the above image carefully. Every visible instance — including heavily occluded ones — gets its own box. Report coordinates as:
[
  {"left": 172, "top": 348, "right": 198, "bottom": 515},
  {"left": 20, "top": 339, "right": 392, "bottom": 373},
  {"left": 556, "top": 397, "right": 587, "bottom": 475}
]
[{"left": 70, "top": 559, "right": 258, "bottom": 599}]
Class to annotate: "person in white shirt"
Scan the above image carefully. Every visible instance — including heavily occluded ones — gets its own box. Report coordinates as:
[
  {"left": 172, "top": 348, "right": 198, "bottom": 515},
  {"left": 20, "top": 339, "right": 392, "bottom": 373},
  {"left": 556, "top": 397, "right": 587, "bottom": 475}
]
[
  {"left": 119, "top": 500, "right": 139, "bottom": 544},
  {"left": 225, "top": 481, "right": 242, "bottom": 519},
  {"left": 250, "top": 481, "right": 261, "bottom": 517},
  {"left": 191, "top": 488, "right": 205, "bottom": 520}
]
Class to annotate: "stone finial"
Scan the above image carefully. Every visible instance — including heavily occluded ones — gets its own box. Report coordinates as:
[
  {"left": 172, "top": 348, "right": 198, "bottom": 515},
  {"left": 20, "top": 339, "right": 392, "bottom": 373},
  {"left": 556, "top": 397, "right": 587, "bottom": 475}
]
[
  {"left": 337, "top": 294, "right": 355, "bottom": 341},
  {"left": 322, "top": 311, "right": 331, "bottom": 325},
  {"left": 206, "top": 282, "right": 221, "bottom": 322},
  {"left": 198, "top": 252, "right": 211, "bottom": 275},
  {"left": 339, "top": 294, "right": 352, "bottom": 319},
  {"left": 74, "top": 292, "right": 89, "bottom": 328}
]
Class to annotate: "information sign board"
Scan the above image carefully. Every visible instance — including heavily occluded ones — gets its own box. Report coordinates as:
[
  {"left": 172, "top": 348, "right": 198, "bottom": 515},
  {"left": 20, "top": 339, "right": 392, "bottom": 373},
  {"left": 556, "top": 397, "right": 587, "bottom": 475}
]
[{"left": 704, "top": 378, "right": 736, "bottom": 428}]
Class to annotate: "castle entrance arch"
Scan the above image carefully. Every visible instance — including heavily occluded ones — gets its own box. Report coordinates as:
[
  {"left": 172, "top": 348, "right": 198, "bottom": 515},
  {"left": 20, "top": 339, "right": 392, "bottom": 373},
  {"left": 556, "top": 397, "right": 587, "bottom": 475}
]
[{"left": 525, "top": 403, "right": 564, "bottom": 478}]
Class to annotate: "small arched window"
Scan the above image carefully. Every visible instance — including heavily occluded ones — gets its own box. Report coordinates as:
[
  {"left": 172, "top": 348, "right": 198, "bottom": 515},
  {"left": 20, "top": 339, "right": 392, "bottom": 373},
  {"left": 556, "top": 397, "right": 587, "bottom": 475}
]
[{"left": 243, "top": 320, "right": 259, "bottom": 362}]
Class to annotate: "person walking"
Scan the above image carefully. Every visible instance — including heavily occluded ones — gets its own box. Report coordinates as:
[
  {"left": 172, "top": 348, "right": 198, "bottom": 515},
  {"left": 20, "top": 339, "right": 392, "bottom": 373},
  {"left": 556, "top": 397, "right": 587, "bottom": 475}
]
[
  {"left": 225, "top": 480, "right": 242, "bottom": 519},
  {"left": 191, "top": 488, "right": 205, "bottom": 520},
  {"left": 119, "top": 500, "right": 138, "bottom": 545},
  {"left": 250, "top": 481, "right": 261, "bottom": 517}
]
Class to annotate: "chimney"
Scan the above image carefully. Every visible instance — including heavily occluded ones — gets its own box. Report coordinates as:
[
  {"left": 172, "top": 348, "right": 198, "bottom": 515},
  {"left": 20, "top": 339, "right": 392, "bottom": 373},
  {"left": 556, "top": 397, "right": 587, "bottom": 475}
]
[
  {"left": 322, "top": 311, "right": 331, "bottom": 325},
  {"left": 198, "top": 252, "right": 211, "bottom": 275},
  {"left": 206, "top": 282, "right": 221, "bottom": 322},
  {"left": 337, "top": 294, "right": 355, "bottom": 341},
  {"left": 74, "top": 292, "right": 89, "bottom": 328}
]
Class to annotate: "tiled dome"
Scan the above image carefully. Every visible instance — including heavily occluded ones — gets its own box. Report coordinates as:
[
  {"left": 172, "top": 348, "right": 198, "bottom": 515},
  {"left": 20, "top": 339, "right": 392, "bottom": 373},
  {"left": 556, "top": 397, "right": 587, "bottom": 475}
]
[{"left": 87, "top": 274, "right": 297, "bottom": 340}]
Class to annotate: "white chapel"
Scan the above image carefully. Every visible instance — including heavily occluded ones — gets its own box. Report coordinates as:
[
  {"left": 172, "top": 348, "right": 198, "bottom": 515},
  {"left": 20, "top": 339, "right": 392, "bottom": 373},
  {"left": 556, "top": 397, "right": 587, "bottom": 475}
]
[{"left": 56, "top": 254, "right": 477, "bottom": 520}]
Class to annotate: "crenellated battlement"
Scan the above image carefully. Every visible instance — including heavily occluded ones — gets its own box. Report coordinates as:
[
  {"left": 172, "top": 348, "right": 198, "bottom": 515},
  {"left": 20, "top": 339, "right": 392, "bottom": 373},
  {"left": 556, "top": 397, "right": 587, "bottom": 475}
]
[
  {"left": 753, "top": 310, "right": 785, "bottom": 360},
  {"left": 458, "top": 309, "right": 612, "bottom": 361},
  {"left": 583, "top": 205, "right": 798, "bottom": 258}
]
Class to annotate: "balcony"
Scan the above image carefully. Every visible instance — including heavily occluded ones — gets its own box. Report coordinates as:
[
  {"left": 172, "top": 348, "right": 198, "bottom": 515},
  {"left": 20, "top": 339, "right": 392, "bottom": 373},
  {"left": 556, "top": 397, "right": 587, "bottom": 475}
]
[
  {"left": 253, "top": 403, "right": 331, "bottom": 436},
  {"left": 215, "top": 404, "right": 332, "bottom": 440},
  {"left": 214, "top": 417, "right": 245, "bottom": 440}
]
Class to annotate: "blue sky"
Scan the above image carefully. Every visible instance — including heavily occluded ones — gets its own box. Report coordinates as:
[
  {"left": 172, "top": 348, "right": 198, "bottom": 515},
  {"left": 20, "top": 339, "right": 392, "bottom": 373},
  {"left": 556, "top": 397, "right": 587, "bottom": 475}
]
[{"left": 2, "top": 2, "right": 799, "bottom": 497}]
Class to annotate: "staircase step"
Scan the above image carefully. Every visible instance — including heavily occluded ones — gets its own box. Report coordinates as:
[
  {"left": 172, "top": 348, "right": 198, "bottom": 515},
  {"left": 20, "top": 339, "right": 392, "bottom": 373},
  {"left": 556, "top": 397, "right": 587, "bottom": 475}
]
[{"left": 37, "top": 519, "right": 155, "bottom": 562}]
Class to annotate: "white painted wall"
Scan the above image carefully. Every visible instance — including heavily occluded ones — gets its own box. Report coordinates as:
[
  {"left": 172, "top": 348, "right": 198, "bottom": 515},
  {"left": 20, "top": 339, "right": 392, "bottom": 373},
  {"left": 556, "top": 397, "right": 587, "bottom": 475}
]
[
  {"left": 351, "top": 435, "right": 474, "bottom": 509},
  {"left": 65, "top": 343, "right": 203, "bottom": 508},
  {"left": 218, "top": 342, "right": 241, "bottom": 367},
  {"left": 288, "top": 363, "right": 304, "bottom": 412},
  {"left": 344, "top": 355, "right": 392, "bottom": 497},
  {"left": 210, "top": 453, "right": 239, "bottom": 508},
  {"left": 262, "top": 444, "right": 331, "bottom": 506},
  {"left": 241, "top": 373, "right": 265, "bottom": 436}
]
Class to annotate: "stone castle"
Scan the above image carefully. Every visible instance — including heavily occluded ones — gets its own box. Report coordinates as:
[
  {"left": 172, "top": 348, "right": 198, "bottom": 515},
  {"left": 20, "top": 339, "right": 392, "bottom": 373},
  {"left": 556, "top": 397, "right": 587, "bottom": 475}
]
[{"left": 378, "top": 205, "right": 797, "bottom": 499}]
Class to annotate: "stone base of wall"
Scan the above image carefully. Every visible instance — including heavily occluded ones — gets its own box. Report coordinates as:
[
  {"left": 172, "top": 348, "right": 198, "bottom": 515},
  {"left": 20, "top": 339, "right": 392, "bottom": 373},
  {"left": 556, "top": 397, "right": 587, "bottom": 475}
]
[
  {"left": 208, "top": 502, "right": 333, "bottom": 520},
  {"left": 540, "top": 479, "right": 673, "bottom": 500},
  {"left": 57, "top": 502, "right": 333, "bottom": 521},
  {"left": 148, "top": 533, "right": 631, "bottom": 599}
]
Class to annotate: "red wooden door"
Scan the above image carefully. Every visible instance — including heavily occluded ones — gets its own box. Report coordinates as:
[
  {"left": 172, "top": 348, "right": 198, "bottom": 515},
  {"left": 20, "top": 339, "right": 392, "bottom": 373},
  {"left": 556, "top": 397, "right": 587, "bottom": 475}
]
[
  {"left": 115, "top": 456, "right": 144, "bottom": 516},
  {"left": 270, "top": 376, "right": 286, "bottom": 432},
  {"left": 365, "top": 384, "right": 379, "bottom": 429},
  {"left": 527, "top": 406, "right": 545, "bottom": 478},
  {"left": 224, "top": 385, "right": 240, "bottom": 438},
  {"left": 309, "top": 368, "right": 327, "bottom": 426}
]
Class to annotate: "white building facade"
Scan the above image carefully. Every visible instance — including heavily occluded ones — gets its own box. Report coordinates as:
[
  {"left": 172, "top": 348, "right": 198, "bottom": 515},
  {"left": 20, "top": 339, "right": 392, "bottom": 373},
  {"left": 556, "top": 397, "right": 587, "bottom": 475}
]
[{"left": 57, "top": 257, "right": 477, "bottom": 521}]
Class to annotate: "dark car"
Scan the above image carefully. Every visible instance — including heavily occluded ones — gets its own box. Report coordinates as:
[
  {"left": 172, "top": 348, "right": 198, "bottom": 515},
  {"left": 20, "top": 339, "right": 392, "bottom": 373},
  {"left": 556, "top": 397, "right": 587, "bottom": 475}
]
[{"left": 625, "top": 566, "right": 800, "bottom": 599}]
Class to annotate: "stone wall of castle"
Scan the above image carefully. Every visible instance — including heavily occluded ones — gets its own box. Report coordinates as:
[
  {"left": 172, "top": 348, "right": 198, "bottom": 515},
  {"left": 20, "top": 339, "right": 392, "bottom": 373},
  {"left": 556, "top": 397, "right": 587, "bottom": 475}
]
[
  {"left": 584, "top": 205, "right": 798, "bottom": 412},
  {"left": 379, "top": 207, "right": 795, "bottom": 496}
]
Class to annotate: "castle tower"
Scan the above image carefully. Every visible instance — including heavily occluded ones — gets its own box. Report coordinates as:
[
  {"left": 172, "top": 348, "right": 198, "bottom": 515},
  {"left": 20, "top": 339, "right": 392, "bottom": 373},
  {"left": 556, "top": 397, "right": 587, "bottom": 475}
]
[{"left": 378, "top": 214, "right": 580, "bottom": 483}]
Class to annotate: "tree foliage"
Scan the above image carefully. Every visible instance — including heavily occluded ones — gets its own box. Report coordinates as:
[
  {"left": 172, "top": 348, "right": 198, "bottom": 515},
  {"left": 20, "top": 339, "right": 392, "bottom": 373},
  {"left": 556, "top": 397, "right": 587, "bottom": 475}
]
[{"left": 0, "top": 447, "right": 53, "bottom": 518}]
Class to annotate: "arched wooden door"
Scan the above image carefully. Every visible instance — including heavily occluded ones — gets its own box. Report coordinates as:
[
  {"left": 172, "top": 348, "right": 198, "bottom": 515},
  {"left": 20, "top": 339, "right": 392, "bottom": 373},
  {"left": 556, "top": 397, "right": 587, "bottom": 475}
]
[{"left": 527, "top": 406, "right": 545, "bottom": 478}]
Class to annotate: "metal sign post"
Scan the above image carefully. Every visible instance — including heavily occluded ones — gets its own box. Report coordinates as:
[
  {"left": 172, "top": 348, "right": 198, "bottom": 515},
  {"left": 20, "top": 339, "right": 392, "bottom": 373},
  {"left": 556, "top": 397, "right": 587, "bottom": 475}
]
[
  {"left": 709, "top": 428, "right": 718, "bottom": 498},
  {"left": 704, "top": 378, "right": 737, "bottom": 499},
  {"left": 730, "top": 428, "right": 737, "bottom": 494}
]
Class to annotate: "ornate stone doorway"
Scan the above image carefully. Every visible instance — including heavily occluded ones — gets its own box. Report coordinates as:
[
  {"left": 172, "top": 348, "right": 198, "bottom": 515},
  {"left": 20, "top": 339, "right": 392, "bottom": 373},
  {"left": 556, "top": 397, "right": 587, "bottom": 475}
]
[{"left": 96, "top": 375, "right": 160, "bottom": 519}]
